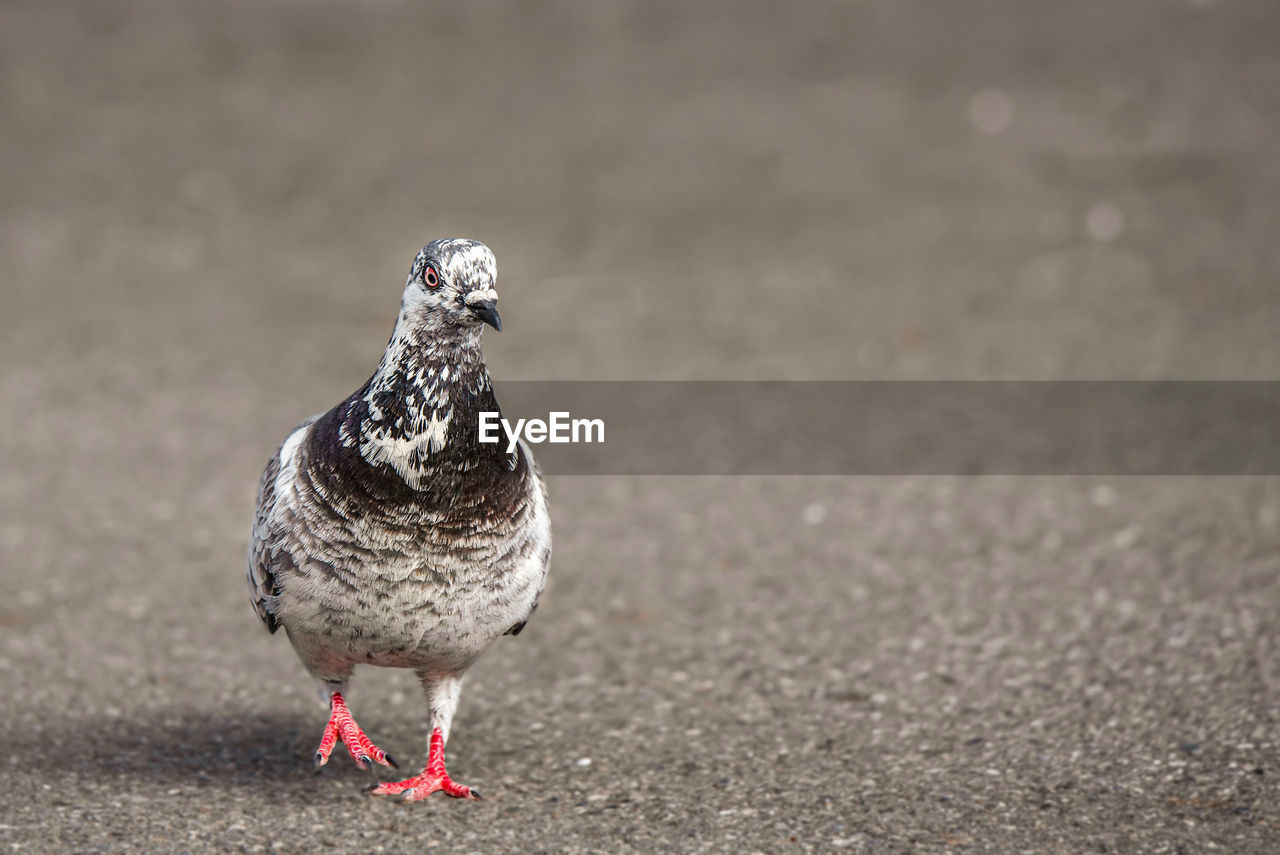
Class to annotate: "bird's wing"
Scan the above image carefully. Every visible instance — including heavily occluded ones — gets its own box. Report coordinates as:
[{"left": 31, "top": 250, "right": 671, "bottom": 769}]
[
  {"left": 506, "top": 438, "right": 553, "bottom": 636},
  {"left": 248, "top": 451, "right": 286, "bottom": 633},
  {"left": 247, "top": 416, "right": 319, "bottom": 633}
]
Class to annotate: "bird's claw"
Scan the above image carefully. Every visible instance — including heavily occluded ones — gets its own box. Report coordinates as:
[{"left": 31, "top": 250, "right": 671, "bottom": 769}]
[
  {"left": 366, "top": 728, "right": 479, "bottom": 802},
  {"left": 368, "top": 774, "right": 479, "bottom": 802},
  {"left": 313, "top": 692, "right": 396, "bottom": 772}
]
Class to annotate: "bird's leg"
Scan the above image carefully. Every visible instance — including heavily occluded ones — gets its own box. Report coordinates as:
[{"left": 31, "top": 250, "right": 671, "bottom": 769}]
[
  {"left": 313, "top": 686, "right": 398, "bottom": 771},
  {"left": 368, "top": 674, "right": 480, "bottom": 801}
]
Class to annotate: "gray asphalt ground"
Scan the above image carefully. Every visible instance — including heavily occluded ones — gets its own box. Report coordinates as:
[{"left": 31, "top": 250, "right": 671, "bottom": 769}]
[{"left": 1, "top": 2, "right": 1277, "bottom": 852}]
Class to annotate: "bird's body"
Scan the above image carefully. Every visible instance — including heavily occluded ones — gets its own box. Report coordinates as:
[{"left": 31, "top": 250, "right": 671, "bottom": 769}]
[{"left": 248, "top": 238, "right": 550, "bottom": 800}]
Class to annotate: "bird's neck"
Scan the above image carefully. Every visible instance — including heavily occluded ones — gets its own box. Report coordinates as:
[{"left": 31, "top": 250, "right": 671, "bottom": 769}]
[
  {"left": 331, "top": 317, "right": 509, "bottom": 492},
  {"left": 302, "top": 314, "right": 525, "bottom": 515},
  {"left": 365, "top": 319, "right": 489, "bottom": 423}
]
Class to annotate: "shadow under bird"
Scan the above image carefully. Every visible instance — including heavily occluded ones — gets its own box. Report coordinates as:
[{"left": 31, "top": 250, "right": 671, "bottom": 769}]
[{"left": 247, "top": 238, "right": 551, "bottom": 801}]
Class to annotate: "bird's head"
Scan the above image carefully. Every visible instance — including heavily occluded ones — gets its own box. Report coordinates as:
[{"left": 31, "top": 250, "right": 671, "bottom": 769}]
[{"left": 401, "top": 238, "right": 502, "bottom": 334}]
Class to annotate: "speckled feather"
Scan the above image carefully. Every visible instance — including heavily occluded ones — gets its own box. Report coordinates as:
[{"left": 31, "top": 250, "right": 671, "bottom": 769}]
[{"left": 248, "top": 239, "right": 551, "bottom": 698}]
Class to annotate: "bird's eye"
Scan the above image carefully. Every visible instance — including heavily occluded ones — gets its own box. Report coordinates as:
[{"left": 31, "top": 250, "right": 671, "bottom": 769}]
[{"left": 424, "top": 267, "right": 440, "bottom": 288}]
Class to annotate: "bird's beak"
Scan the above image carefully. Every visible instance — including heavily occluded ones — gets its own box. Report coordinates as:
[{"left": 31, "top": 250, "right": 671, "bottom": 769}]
[{"left": 469, "top": 300, "right": 502, "bottom": 332}]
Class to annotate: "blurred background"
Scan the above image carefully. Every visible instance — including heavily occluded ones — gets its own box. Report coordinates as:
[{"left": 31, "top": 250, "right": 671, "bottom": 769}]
[{"left": 1, "top": 1, "right": 1277, "bottom": 852}]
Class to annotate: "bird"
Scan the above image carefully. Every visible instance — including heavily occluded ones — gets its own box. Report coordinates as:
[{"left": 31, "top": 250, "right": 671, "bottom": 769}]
[{"left": 247, "top": 238, "right": 551, "bottom": 801}]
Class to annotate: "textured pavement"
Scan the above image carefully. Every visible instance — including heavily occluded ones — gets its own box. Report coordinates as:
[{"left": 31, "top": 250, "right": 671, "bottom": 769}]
[{"left": 1, "top": 2, "right": 1277, "bottom": 853}]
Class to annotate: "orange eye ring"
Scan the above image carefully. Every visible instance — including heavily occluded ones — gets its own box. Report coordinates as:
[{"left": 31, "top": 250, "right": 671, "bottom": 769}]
[{"left": 424, "top": 266, "right": 440, "bottom": 288}]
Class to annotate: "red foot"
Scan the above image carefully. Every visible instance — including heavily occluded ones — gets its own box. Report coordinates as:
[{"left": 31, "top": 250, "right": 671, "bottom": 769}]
[
  {"left": 368, "top": 728, "right": 480, "bottom": 802},
  {"left": 313, "top": 692, "right": 397, "bottom": 771}
]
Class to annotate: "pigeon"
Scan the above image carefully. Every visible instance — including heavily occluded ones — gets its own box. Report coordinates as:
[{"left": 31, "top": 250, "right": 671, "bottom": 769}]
[{"left": 248, "top": 238, "right": 551, "bottom": 801}]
